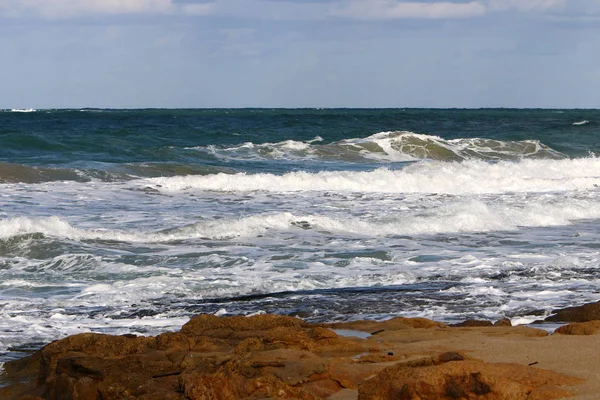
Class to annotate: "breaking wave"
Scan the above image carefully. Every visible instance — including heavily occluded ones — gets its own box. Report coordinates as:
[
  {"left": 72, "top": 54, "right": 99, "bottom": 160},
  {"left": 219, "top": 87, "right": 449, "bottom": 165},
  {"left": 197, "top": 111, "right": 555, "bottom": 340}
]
[
  {"left": 196, "top": 131, "right": 566, "bottom": 163},
  {"left": 0, "top": 162, "right": 234, "bottom": 184},
  {"left": 3, "top": 195, "right": 600, "bottom": 242},
  {"left": 9, "top": 108, "right": 37, "bottom": 113},
  {"left": 141, "top": 157, "right": 600, "bottom": 195}
]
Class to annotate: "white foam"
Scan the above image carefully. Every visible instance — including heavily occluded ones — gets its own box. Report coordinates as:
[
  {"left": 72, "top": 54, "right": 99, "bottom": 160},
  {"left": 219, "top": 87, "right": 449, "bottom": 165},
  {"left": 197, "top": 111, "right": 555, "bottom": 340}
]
[
  {"left": 0, "top": 216, "right": 78, "bottom": 239},
  {"left": 10, "top": 108, "right": 36, "bottom": 113},
  {"left": 141, "top": 157, "right": 600, "bottom": 195},
  {"left": 512, "top": 316, "right": 545, "bottom": 325},
  {"left": 338, "top": 131, "right": 419, "bottom": 162},
  {"left": 573, "top": 120, "right": 589, "bottom": 126},
  {"left": 0, "top": 303, "right": 190, "bottom": 356},
  {"left": 4, "top": 193, "right": 600, "bottom": 242},
  {"left": 0, "top": 216, "right": 147, "bottom": 242},
  {"left": 44, "top": 262, "right": 413, "bottom": 307},
  {"left": 204, "top": 138, "right": 315, "bottom": 161}
]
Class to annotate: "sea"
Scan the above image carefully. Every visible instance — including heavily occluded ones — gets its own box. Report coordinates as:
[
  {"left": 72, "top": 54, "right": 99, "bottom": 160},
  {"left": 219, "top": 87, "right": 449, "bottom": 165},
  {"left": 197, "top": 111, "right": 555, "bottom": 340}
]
[{"left": 1, "top": 108, "right": 599, "bottom": 364}]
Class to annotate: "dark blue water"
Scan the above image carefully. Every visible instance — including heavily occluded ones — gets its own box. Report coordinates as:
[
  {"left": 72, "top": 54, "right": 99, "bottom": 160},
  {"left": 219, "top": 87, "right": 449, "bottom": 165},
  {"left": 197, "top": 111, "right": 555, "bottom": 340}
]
[{"left": 1, "top": 109, "right": 597, "bottom": 172}]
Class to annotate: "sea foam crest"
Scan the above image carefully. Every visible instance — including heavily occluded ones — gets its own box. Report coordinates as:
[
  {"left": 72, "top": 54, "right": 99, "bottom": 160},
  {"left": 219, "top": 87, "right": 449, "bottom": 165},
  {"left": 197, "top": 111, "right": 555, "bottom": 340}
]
[
  {"left": 4, "top": 196, "right": 600, "bottom": 242},
  {"left": 10, "top": 108, "right": 37, "bottom": 113},
  {"left": 0, "top": 216, "right": 79, "bottom": 239},
  {"left": 0, "top": 216, "right": 146, "bottom": 242},
  {"left": 197, "top": 131, "right": 565, "bottom": 163},
  {"left": 573, "top": 120, "right": 589, "bottom": 126},
  {"left": 160, "top": 201, "right": 600, "bottom": 239},
  {"left": 142, "top": 157, "right": 600, "bottom": 195},
  {"left": 152, "top": 198, "right": 600, "bottom": 238}
]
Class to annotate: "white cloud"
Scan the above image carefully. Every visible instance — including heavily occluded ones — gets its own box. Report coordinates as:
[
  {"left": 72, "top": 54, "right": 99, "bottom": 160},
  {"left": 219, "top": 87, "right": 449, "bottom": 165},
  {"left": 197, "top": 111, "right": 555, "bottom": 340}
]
[
  {"left": 0, "top": 0, "right": 214, "bottom": 18},
  {"left": 0, "top": 0, "right": 489, "bottom": 20},
  {"left": 0, "top": 0, "right": 585, "bottom": 20},
  {"left": 205, "top": 0, "right": 331, "bottom": 21},
  {"left": 487, "top": 0, "right": 565, "bottom": 12},
  {"left": 181, "top": 3, "right": 216, "bottom": 16},
  {"left": 333, "top": 0, "right": 486, "bottom": 20}
]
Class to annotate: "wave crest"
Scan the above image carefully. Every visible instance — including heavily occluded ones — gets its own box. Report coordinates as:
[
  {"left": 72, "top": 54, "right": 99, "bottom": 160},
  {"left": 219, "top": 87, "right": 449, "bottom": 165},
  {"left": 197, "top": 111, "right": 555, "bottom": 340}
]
[
  {"left": 10, "top": 108, "right": 37, "bottom": 113},
  {"left": 197, "top": 131, "right": 566, "bottom": 163},
  {"left": 4, "top": 196, "right": 600, "bottom": 243},
  {"left": 0, "top": 162, "right": 234, "bottom": 184},
  {"left": 141, "top": 157, "right": 600, "bottom": 195}
]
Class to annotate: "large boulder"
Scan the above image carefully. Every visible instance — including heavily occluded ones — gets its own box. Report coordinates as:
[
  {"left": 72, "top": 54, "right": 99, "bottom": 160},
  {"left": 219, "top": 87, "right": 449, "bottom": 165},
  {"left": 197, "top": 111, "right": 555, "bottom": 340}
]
[
  {"left": 450, "top": 320, "right": 494, "bottom": 327},
  {"left": 0, "top": 313, "right": 583, "bottom": 400},
  {"left": 546, "top": 300, "right": 600, "bottom": 322},
  {"left": 358, "top": 359, "right": 582, "bottom": 400},
  {"left": 554, "top": 320, "right": 600, "bottom": 335},
  {"left": 325, "top": 316, "right": 447, "bottom": 332},
  {"left": 0, "top": 314, "right": 375, "bottom": 400}
]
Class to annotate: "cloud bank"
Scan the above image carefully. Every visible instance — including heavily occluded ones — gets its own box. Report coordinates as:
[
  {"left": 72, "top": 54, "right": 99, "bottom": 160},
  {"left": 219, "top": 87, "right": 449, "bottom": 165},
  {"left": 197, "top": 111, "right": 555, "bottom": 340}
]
[
  {"left": 0, "top": 0, "right": 591, "bottom": 20},
  {"left": 0, "top": 0, "right": 214, "bottom": 18},
  {"left": 333, "top": 1, "right": 486, "bottom": 19},
  {"left": 487, "top": 0, "right": 565, "bottom": 12}
]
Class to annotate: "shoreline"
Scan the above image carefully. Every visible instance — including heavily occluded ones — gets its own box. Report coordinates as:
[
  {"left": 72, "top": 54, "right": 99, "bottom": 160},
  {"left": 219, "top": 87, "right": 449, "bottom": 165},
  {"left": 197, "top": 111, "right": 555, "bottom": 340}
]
[{"left": 3, "top": 301, "right": 600, "bottom": 399}]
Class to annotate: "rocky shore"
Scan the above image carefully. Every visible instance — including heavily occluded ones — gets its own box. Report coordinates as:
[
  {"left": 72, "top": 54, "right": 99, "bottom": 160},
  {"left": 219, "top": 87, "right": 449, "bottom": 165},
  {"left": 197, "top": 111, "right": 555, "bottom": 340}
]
[{"left": 3, "top": 301, "right": 600, "bottom": 399}]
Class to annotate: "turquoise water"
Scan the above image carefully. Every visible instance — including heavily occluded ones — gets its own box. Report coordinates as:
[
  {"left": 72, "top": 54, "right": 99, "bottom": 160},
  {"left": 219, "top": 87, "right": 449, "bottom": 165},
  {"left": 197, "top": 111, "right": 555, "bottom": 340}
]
[{"left": 1, "top": 108, "right": 600, "bottom": 362}]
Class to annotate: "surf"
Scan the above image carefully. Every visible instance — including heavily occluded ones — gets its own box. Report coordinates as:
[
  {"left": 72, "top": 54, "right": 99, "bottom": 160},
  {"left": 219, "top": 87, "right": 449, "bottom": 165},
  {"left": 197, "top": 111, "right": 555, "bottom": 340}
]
[
  {"left": 140, "top": 157, "right": 600, "bottom": 195},
  {"left": 195, "top": 131, "right": 567, "bottom": 163}
]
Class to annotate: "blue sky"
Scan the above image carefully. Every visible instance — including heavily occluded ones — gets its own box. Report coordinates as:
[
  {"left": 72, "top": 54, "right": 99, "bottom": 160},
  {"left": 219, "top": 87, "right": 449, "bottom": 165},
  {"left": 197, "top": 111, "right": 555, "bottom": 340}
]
[{"left": 1, "top": 0, "right": 599, "bottom": 108}]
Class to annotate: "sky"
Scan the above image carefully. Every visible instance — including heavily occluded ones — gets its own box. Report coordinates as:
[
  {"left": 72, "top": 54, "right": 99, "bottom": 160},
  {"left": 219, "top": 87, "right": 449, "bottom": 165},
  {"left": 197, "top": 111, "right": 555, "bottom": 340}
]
[{"left": 1, "top": 0, "right": 600, "bottom": 108}]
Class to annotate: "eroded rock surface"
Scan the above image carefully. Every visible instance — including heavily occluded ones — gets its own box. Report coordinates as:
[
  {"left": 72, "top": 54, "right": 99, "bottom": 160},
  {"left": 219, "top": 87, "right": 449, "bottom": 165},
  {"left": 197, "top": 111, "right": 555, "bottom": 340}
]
[
  {"left": 554, "top": 320, "right": 600, "bottom": 335},
  {"left": 1, "top": 315, "right": 377, "bottom": 400},
  {"left": 0, "top": 314, "right": 582, "bottom": 400},
  {"left": 358, "top": 359, "right": 582, "bottom": 400}
]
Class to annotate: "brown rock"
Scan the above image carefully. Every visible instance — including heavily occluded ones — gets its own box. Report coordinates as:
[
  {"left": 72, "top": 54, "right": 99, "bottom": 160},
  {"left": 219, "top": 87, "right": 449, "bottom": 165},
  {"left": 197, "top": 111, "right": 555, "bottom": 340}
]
[
  {"left": 0, "top": 314, "right": 584, "bottom": 400},
  {"left": 328, "top": 359, "right": 384, "bottom": 389},
  {"left": 450, "top": 319, "right": 494, "bottom": 327},
  {"left": 358, "top": 359, "right": 582, "bottom": 400},
  {"left": 181, "top": 314, "right": 305, "bottom": 337},
  {"left": 393, "top": 317, "right": 447, "bottom": 329},
  {"left": 436, "top": 351, "right": 468, "bottom": 363},
  {"left": 450, "top": 319, "right": 513, "bottom": 328},
  {"left": 181, "top": 371, "right": 319, "bottom": 400},
  {"left": 179, "top": 346, "right": 327, "bottom": 400},
  {"left": 554, "top": 320, "right": 600, "bottom": 335},
  {"left": 546, "top": 300, "right": 600, "bottom": 322},
  {"left": 300, "top": 378, "right": 342, "bottom": 398},
  {"left": 325, "top": 316, "right": 447, "bottom": 332},
  {"left": 357, "top": 352, "right": 404, "bottom": 364},
  {"left": 494, "top": 318, "right": 512, "bottom": 327},
  {"left": 1, "top": 315, "right": 370, "bottom": 400}
]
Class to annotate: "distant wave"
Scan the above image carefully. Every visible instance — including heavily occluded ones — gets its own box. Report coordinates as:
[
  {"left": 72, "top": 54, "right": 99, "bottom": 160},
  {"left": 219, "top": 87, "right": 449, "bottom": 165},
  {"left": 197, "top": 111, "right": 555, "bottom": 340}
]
[
  {"left": 0, "top": 162, "right": 234, "bottom": 184},
  {"left": 192, "top": 131, "right": 566, "bottom": 163},
  {"left": 573, "top": 120, "right": 589, "bottom": 126},
  {"left": 140, "top": 157, "right": 600, "bottom": 195},
  {"left": 0, "top": 162, "right": 91, "bottom": 184},
  {"left": 10, "top": 108, "right": 36, "bottom": 113}
]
